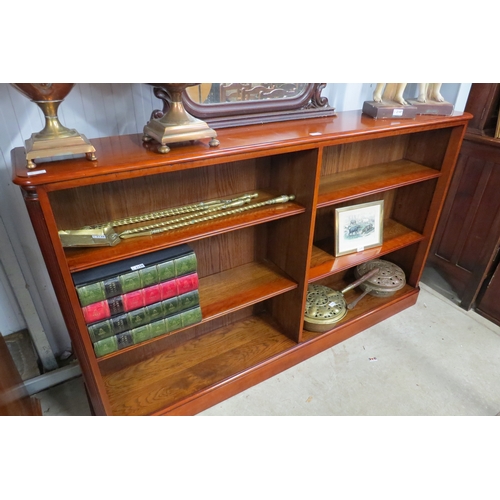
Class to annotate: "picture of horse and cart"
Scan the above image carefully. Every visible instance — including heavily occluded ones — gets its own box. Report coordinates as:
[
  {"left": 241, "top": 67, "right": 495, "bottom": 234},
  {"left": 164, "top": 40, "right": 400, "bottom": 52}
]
[{"left": 335, "top": 200, "right": 384, "bottom": 257}]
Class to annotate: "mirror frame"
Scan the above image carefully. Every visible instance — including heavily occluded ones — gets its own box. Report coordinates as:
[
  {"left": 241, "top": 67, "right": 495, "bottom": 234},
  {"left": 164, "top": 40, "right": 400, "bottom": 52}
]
[{"left": 152, "top": 83, "right": 335, "bottom": 129}]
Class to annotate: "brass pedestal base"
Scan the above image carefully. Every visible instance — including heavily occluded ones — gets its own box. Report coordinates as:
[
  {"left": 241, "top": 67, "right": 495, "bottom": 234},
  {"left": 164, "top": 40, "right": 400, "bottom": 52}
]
[
  {"left": 143, "top": 84, "right": 219, "bottom": 154},
  {"left": 143, "top": 117, "right": 219, "bottom": 153},
  {"left": 25, "top": 131, "right": 97, "bottom": 169}
]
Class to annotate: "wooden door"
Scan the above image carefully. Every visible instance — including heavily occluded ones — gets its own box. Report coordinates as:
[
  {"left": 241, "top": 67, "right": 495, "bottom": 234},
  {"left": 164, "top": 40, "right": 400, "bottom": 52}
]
[
  {"left": 427, "top": 137, "right": 500, "bottom": 309},
  {"left": 476, "top": 256, "right": 500, "bottom": 327}
]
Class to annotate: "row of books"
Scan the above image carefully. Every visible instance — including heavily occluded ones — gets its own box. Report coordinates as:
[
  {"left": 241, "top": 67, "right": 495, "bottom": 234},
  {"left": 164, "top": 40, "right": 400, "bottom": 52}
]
[
  {"left": 93, "top": 302, "right": 203, "bottom": 357},
  {"left": 81, "top": 272, "right": 199, "bottom": 324},
  {"left": 74, "top": 244, "right": 198, "bottom": 307},
  {"left": 88, "top": 289, "right": 200, "bottom": 343},
  {"left": 71, "top": 244, "right": 203, "bottom": 358}
]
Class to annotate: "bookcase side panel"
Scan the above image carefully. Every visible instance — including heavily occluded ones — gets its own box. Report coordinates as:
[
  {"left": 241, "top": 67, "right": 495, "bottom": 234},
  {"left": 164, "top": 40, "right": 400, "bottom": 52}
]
[
  {"left": 407, "top": 124, "right": 469, "bottom": 285},
  {"left": 22, "top": 187, "right": 112, "bottom": 415}
]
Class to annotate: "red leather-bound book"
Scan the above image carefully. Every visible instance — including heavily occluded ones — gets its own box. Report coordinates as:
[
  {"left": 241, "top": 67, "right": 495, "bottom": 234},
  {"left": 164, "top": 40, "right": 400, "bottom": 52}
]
[
  {"left": 177, "top": 273, "right": 199, "bottom": 295},
  {"left": 82, "top": 300, "right": 111, "bottom": 324},
  {"left": 82, "top": 273, "right": 199, "bottom": 324}
]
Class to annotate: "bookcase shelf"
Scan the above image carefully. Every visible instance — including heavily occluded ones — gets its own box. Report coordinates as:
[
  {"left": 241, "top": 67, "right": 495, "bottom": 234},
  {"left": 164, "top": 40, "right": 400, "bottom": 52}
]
[
  {"left": 101, "top": 312, "right": 297, "bottom": 416},
  {"left": 93, "top": 259, "right": 298, "bottom": 362},
  {"left": 301, "top": 284, "right": 419, "bottom": 343},
  {"left": 198, "top": 260, "right": 297, "bottom": 319},
  {"left": 12, "top": 110, "right": 471, "bottom": 415},
  {"left": 309, "top": 218, "right": 424, "bottom": 281},
  {"left": 317, "top": 160, "right": 441, "bottom": 207},
  {"left": 63, "top": 190, "right": 305, "bottom": 273}
]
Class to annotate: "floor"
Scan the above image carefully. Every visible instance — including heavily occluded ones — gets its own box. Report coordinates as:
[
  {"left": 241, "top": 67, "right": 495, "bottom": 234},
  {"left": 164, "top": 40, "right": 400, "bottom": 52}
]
[{"left": 35, "top": 271, "right": 500, "bottom": 416}]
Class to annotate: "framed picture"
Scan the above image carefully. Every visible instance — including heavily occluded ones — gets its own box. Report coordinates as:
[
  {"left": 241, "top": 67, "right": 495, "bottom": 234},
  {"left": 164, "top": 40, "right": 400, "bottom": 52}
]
[{"left": 335, "top": 200, "right": 384, "bottom": 257}]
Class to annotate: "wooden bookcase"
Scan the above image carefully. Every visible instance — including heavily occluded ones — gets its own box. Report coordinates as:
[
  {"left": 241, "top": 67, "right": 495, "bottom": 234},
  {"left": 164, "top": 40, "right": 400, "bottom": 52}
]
[{"left": 11, "top": 110, "right": 471, "bottom": 415}]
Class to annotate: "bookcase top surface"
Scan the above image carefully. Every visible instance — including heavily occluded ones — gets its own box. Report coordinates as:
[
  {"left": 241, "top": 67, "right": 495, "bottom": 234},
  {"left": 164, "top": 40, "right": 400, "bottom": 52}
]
[{"left": 11, "top": 110, "right": 472, "bottom": 189}]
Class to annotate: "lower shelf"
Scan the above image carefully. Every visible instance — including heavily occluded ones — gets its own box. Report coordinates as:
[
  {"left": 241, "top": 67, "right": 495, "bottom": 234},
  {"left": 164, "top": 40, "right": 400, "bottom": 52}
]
[
  {"left": 301, "top": 284, "right": 417, "bottom": 342},
  {"left": 100, "top": 284, "right": 419, "bottom": 416},
  {"left": 102, "top": 313, "right": 297, "bottom": 416}
]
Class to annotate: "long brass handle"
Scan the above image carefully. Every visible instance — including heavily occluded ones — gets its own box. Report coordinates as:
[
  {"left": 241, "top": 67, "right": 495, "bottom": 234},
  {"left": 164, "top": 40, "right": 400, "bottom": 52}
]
[
  {"left": 83, "top": 192, "right": 259, "bottom": 229},
  {"left": 119, "top": 197, "right": 254, "bottom": 237},
  {"left": 346, "top": 288, "right": 371, "bottom": 310},
  {"left": 119, "top": 195, "right": 296, "bottom": 239},
  {"left": 341, "top": 268, "right": 379, "bottom": 294}
]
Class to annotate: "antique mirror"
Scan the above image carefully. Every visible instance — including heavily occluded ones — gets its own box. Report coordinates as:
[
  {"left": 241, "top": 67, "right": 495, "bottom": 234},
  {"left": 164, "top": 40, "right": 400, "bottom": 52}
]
[{"left": 152, "top": 83, "right": 335, "bottom": 128}]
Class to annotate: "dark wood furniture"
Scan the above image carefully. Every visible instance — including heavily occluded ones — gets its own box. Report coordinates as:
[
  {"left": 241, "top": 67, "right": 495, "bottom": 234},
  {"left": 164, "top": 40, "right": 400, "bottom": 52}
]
[
  {"left": 12, "top": 110, "right": 470, "bottom": 416},
  {"left": 427, "top": 84, "right": 500, "bottom": 323},
  {"left": 0, "top": 333, "right": 42, "bottom": 416}
]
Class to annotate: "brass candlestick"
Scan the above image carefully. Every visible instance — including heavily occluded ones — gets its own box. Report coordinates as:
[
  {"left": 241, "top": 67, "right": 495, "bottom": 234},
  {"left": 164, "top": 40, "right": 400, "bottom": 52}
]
[
  {"left": 11, "top": 83, "right": 97, "bottom": 169},
  {"left": 142, "top": 83, "right": 219, "bottom": 153}
]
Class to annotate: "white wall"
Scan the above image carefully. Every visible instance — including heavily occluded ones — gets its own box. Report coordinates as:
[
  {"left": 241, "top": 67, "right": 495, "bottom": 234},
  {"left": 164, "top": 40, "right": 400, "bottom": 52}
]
[{"left": 0, "top": 83, "right": 471, "bottom": 356}]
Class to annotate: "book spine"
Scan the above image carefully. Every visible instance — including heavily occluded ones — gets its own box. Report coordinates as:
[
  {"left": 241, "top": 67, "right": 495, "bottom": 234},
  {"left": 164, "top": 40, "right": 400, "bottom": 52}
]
[
  {"left": 82, "top": 272, "right": 199, "bottom": 324},
  {"left": 76, "top": 250, "right": 197, "bottom": 307},
  {"left": 88, "top": 290, "right": 200, "bottom": 343},
  {"left": 93, "top": 305, "right": 203, "bottom": 357}
]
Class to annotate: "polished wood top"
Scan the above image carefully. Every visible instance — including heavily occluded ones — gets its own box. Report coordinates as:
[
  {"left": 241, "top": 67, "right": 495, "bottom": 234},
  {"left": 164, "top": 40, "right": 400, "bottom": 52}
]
[{"left": 11, "top": 110, "right": 472, "bottom": 189}]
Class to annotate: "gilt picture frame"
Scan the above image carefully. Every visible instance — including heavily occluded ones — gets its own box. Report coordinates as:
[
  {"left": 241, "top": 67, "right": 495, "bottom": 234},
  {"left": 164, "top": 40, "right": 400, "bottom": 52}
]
[{"left": 335, "top": 200, "right": 384, "bottom": 257}]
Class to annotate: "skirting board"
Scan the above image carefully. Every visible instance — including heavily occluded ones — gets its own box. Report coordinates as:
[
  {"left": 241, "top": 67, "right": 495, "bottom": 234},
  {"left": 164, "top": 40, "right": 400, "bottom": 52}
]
[{"left": 24, "top": 361, "right": 82, "bottom": 396}]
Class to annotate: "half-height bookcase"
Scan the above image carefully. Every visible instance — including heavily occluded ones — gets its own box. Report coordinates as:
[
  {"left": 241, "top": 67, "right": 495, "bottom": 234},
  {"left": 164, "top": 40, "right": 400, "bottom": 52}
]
[{"left": 12, "top": 110, "right": 471, "bottom": 415}]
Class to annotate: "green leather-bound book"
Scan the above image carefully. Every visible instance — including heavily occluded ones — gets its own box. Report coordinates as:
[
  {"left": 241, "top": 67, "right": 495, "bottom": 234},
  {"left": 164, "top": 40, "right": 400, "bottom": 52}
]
[
  {"left": 93, "top": 335, "right": 118, "bottom": 357},
  {"left": 174, "top": 253, "right": 198, "bottom": 277},
  {"left": 166, "top": 313, "right": 183, "bottom": 332},
  {"left": 181, "top": 306, "right": 203, "bottom": 327},
  {"left": 131, "top": 324, "right": 152, "bottom": 344},
  {"left": 150, "top": 319, "right": 169, "bottom": 339}
]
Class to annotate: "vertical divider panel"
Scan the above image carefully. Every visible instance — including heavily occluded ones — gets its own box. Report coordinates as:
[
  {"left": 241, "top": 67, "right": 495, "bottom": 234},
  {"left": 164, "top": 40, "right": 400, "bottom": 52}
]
[{"left": 264, "top": 148, "right": 322, "bottom": 342}]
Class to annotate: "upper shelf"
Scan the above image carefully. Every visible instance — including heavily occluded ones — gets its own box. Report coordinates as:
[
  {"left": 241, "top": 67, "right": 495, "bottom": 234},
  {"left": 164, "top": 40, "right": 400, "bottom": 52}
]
[
  {"left": 65, "top": 191, "right": 304, "bottom": 272},
  {"left": 318, "top": 159, "right": 441, "bottom": 207},
  {"left": 11, "top": 110, "right": 472, "bottom": 189}
]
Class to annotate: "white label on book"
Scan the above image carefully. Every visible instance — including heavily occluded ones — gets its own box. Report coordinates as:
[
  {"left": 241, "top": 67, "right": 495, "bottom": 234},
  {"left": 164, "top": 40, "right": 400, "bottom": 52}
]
[{"left": 130, "top": 263, "right": 146, "bottom": 271}]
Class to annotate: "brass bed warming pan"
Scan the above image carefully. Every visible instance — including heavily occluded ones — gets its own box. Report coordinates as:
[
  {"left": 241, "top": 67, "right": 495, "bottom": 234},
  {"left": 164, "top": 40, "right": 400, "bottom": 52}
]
[
  {"left": 347, "top": 259, "right": 407, "bottom": 310},
  {"left": 304, "top": 268, "right": 379, "bottom": 332}
]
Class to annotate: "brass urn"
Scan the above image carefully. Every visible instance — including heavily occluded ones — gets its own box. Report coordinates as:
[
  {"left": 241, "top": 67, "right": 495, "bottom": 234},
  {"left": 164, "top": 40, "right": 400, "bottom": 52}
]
[
  {"left": 11, "top": 83, "right": 97, "bottom": 169},
  {"left": 143, "top": 83, "right": 219, "bottom": 153}
]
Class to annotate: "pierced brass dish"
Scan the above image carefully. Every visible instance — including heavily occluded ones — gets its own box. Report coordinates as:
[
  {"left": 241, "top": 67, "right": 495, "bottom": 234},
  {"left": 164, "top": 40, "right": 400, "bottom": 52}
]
[
  {"left": 354, "top": 259, "right": 406, "bottom": 297},
  {"left": 304, "top": 268, "right": 379, "bottom": 332}
]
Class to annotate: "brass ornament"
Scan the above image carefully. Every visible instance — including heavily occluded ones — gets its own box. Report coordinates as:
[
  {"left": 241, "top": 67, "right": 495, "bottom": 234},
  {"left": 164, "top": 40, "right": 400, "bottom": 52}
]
[
  {"left": 58, "top": 193, "right": 294, "bottom": 247},
  {"left": 304, "top": 268, "right": 380, "bottom": 332},
  {"left": 354, "top": 259, "right": 406, "bottom": 297},
  {"left": 143, "top": 83, "right": 219, "bottom": 153},
  {"left": 304, "top": 284, "right": 349, "bottom": 331},
  {"left": 11, "top": 83, "right": 97, "bottom": 169},
  {"left": 120, "top": 194, "right": 294, "bottom": 239}
]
